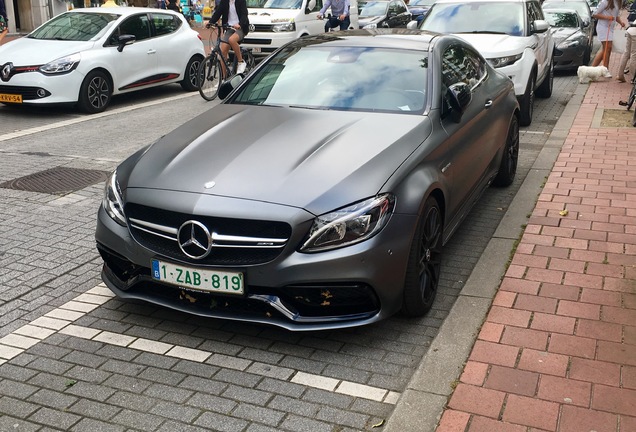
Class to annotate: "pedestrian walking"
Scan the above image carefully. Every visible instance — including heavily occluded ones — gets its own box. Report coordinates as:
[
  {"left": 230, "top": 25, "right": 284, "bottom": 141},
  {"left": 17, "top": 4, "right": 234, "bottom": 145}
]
[
  {"left": 617, "top": 23, "right": 636, "bottom": 82},
  {"left": 591, "top": 0, "right": 627, "bottom": 76},
  {"left": 0, "top": 0, "right": 9, "bottom": 45}
]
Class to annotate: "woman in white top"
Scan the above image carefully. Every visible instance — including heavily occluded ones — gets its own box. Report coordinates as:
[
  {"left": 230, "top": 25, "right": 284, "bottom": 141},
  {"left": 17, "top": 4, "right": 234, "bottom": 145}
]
[{"left": 591, "top": 0, "right": 627, "bottom": 76}]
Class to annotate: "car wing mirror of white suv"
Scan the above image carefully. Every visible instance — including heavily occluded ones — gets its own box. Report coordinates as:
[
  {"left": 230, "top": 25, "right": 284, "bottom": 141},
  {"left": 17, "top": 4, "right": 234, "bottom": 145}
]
[
  {"left": 406, "top": 20, "right": 419, "bottom": 29},
  {"left": 531, "top": 19, "right": 550, "bottom": 34}
]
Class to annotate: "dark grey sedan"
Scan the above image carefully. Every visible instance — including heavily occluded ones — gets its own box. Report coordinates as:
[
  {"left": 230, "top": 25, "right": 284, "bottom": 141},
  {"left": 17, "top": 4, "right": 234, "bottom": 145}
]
[
  {"left": 95, "top": 30, "right": 520, "bottom": 330},
  {"left": 545, "top": 9, "right": 593, "bottom": 69}
]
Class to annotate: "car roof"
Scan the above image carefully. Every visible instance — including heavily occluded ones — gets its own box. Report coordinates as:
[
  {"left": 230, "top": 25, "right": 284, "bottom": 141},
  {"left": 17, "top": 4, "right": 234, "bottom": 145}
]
[
  {"left": 289, "top": 29, "right": 442, "bottom": 51},
  {"left": 433, "top": 0, "right": 534, "bottom": 4},
  {"left": 67, "top": 7, "right": 182, "bottom": 17}
]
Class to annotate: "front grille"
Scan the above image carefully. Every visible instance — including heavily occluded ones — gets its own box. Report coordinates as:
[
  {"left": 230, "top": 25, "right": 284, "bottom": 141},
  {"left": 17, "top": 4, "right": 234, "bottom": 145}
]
[
  {"left": 243, "top": 38, "right": 273, "bottom": 45},
  {"left": 252, "top": 24, "right": 274, "bottom": 32},
  {"left": 0, "top": 85, "right": 51, "bottom": 101},
  {"left": 126, "top": 203, "right": 292, "bottom": 266}
]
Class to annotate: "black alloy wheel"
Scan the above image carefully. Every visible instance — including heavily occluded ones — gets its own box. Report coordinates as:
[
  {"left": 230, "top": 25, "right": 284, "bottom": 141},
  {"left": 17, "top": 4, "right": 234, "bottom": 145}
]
[
  {"left": 493, "top": 115, "right": 520, "bottom": 187},
  {"left": 181, "top": 55, "right": 203, "bottom": 91},
  {"left": 402, "top": 196, "right": 442, "bottom": 317}
]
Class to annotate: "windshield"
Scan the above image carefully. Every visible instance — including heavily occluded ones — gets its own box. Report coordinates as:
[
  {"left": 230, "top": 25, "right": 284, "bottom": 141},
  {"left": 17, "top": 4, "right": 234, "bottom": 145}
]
[
  {"left": 409, "top": 0, "right": 436, "bottom": 6},
  {"left": 545, "top": 11, "right": 578, "bottom": 27},
  {"left": 229, "top": 45, "right": 428, "bottom": 113},
  {"left": 359, "top": 1, "right": 390, "bottom": 16},
  {"left": 29, "top": 12, "right": 119, "bottom": 41},
  {"left": 543, "top": 1, "right": 590, "bottom": 19},
  {"left": 247, "top": 0, "right": 303, "bottom": 8},
  {"left": 421, "top": 2, "right": 525, "bottom": 36}
]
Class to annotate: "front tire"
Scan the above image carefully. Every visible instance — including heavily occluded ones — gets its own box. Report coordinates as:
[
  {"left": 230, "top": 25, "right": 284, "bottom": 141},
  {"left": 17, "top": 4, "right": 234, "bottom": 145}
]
[
  {"left": 78, "top": 70, "right": 112, "bottom": 114},
  {"left": 493, "top": 115, "right": 519, "bottom": 187},
  {"left": 401, "top": 196, "right": 442, "bottom": 317},
  {"left": 536, "top": 59, "right": 554, "bottom": 99},
  {"left": 180, "top": 55, "right": 203, "bottom": 91},
  {"left": 519, "top": 71, "right": 535, "bottom": 126},
  {"left": 198, "top": 55, "right": 221, "bottom": 101}
]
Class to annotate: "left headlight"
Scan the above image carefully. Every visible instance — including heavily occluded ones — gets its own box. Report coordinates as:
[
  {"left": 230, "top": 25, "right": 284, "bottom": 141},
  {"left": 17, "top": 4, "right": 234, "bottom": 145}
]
[
  {"left": 487, "top": 53, "right": 522, "bottom": 68},
  {"left": 39, "top": 53, "right": 81, "bottom": 75},
  {"left": 363, "top": 23, "right": 378, "bottom": 29},
  {"left": 300, "top": 194, "right": 396, "bottom": 253},
  {"left": 272, "top": 21, "right": 295, "bottom": 32},
  {"left": 103, "top": 170, "right": 127, "bottom": 227},
  {"left": 556, "top": 38, "right": 581, "bottom": 49}
]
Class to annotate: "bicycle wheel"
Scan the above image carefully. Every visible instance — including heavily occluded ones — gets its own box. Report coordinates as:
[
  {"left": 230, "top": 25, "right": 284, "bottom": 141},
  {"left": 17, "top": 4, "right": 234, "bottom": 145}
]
[
  {"left": 198, "top": 54, "right": 221, "bottom": 101},
  {"left": 244, "top": 50, "right": 256, "bottom": 74}
]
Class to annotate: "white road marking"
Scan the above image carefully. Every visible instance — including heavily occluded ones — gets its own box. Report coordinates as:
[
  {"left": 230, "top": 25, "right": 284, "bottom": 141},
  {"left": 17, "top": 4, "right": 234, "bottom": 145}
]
[{"left": 0, "top": 284, "right": 400, "bottom": 405}]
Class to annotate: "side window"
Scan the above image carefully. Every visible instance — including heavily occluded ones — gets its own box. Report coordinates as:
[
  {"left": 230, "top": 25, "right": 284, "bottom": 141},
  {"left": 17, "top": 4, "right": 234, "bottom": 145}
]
[
  {"left": 112, "top": 14, "right": 152, "bottom": 44},
  {"left": 152, "top": 13, "right": 181, "bottom": 36},
  {"left": 309, "top": 0, "right": 323, "bottom": 12},
  {"left": 530, "top": 1, "right": 544, "bottom": 20},
  {"left": 441, "top": 45, "right": 481, "bottom": 88},
  {"left": 526, "top": 1, "right": 540, "bottom": 33}
]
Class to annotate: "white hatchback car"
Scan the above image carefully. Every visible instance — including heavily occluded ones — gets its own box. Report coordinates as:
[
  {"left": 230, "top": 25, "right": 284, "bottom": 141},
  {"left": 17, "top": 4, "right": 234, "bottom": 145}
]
[
  {"left": 417, "top": 0, "right": 554, "bottom": 126},
  {"left": 0, "top": 8, "right": 205, "bottom": 113}
]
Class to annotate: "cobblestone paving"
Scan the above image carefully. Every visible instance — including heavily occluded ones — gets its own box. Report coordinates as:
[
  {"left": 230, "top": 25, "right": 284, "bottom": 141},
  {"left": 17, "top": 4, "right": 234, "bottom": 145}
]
[{"left": 0, "top": 73, "right": 580, "bottom": 431}]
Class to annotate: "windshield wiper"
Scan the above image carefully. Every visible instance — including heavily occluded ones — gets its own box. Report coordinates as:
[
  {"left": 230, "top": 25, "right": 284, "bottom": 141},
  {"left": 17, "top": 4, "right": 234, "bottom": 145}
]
[{"left": 458, "top": 30, "right": 508, "bottom": 34}]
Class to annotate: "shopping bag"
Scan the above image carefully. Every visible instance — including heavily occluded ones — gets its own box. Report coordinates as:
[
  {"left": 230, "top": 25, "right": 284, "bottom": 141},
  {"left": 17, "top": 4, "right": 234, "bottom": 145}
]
[{"left": 613, "top": 25, "right": 627, "bottom": 53}]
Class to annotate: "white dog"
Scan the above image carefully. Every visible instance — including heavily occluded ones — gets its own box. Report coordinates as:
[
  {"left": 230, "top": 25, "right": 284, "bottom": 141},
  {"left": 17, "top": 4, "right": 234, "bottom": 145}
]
[{"left": 577, "top": 65, "right": 610, "bottom": 84}]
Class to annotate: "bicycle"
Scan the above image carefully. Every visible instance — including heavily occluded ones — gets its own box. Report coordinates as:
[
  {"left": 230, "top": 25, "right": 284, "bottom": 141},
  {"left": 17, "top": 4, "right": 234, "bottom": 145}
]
[
  {"left": 618, "top": 21, "right": 636, "bottom": 126},
  {"left": 197, "top": 24, "right": 255, "bottom": 101}
]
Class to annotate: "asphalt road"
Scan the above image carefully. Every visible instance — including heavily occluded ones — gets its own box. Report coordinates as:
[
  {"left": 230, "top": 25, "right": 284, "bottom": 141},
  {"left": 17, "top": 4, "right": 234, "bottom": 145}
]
[{"left": 0, "top": 69, "right": 582, "bottom": 431}]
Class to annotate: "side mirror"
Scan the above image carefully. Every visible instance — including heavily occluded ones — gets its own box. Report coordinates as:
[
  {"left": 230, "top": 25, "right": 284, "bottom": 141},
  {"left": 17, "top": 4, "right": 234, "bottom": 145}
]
[
  {"left": 218, "top": 74, "right": 244, "bottom": 100},
  {"left": 446, "top": 82, "right": 471, "bottom": 122},
  {"left": 305, "top": 0, "right": 316, "bottom": 13},
  {"left": 117, "top": 34, "right": 136, "bottom": 52},
  {"left": 531, "top": 19, "right": 549, "bottom": 33},
  {"left": 406, "top": 19, "right": 419, "bottom": 29}
]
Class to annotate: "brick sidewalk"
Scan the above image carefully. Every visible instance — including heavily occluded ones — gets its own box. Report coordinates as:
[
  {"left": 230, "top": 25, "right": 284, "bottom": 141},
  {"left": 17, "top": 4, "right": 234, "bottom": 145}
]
[{"left": 436, "top": 57, "right": 636, "bottom": 431}]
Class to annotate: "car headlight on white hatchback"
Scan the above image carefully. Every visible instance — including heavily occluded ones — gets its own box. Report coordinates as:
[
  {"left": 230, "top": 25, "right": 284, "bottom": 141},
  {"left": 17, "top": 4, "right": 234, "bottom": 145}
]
[
  {"left": 363, "top": 23, "right": 378, "bottom": 29},
  {"left": 300, "top": 194, "right": 395, "bottom": 252},
  {"left": 487, "top": 53, "right": 522, "bottom": 68},
  {"left": 103, "top": 170, "right": 127, "bottom": 226},
  {"left": 39, "top": 53, "right": 81, "bottom": 75}
]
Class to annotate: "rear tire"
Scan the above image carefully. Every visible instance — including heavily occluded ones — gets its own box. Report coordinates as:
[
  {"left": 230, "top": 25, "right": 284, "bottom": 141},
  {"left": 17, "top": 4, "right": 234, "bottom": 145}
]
[
  {"left": 78, "top": 70, "right": 111, "bottom": 114},
  {"left": 198, "top": 55, "right": 221, "bottom": 101},
  {"left": 180, "top": 55, "right": 203, "bottom": 91},
  {"left": 401, "top": 196, "right": 442, "bottom": 317},
  {"left": 493, "top": 115, "right": 519, "bottom": 187},
  {"left": 627, "top": 82, "right": 636, "bottom": 111},
  {"left": 519, "top": 72, "right": 535, "bottom": 126}
]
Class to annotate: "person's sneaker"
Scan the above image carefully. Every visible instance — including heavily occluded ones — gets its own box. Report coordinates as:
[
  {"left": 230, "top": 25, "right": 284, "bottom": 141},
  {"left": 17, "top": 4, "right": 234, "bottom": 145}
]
[
  {"left": 604, "top": 71, "right": 612, "bottom": 78},
  {"left": 236, "top": 61, "right": 247, "bottom": 74}
]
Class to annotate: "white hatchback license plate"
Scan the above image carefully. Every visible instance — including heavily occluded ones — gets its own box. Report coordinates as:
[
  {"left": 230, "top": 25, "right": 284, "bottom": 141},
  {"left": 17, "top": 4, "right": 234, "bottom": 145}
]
[
  {"left": 151, "top": 259, "right": 244, "bottom": 295},
  {"left": 0, "top": 93, "right": 22, "bottom": 103}
]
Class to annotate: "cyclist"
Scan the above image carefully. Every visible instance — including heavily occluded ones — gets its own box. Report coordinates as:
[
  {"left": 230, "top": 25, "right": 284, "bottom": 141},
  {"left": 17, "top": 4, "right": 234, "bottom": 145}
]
[
  {"left": 207, "top": 0, "right": 250, "bottom": 74},
  {"left": 317, "top": 0, "right": 351, "bottom": 32}
]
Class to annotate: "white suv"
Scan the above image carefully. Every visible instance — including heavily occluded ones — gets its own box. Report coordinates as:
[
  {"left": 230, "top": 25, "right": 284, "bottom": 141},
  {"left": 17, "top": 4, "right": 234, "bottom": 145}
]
[{"left": 417, "top": 0, "right": 554, "bottom": 126}]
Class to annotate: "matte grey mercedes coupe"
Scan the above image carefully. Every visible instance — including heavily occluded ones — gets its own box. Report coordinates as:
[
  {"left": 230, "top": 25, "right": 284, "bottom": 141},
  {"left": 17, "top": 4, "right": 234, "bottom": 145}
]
[{"left": 96, "top": 29, "right": 520, "bottom": 330}]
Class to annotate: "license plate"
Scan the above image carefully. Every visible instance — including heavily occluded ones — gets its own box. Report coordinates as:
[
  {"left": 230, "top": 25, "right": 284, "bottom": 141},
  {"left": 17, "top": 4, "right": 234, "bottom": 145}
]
[
  {"left": 0, "top": 93, "right": 22, "bottom": 103},
  {"left": 252, "top": 47, "right": 261, "bottom": 53},
  {"left": 151, "top": 259, "right": 244, "bottom": 295}
]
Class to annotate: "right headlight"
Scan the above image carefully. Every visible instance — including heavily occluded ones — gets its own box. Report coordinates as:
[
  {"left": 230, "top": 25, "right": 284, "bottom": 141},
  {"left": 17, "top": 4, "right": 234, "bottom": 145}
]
[
  {"left": 103, "top": 170, "right": 127, "bottom": 226},
  {"left": 300, "top": 194, "right": 395, "bottom": 253},
  {"left": 487, "top": 53, "right": 523, "bottom": 68}
]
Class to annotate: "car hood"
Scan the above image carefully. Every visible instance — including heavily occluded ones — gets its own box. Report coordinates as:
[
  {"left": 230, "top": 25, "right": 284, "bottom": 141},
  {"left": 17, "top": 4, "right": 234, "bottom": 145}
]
[
  {"left": 359, "top": 15, "right": 385, "bottom": 25},
  {"left": 0, "top": 38, "right": 96, "bottom": 65},
  {"left": 247, "top": 8, "right": 298, "bottom": 23},
  {"left": 126, "top": 105, "right": 431, "bottom": 215},
  {"left": 452, "top": 33, "right": 529, "bottom": 58},
  {"left": 550, "top": 27, "right": 581, "bottom": 43}
]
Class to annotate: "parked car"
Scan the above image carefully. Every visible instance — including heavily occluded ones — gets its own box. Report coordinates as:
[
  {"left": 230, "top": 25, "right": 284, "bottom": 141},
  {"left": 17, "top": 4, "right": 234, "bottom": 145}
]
[
  {"left": 358, "top": 0, "right": 412, "bottom": 28},
  {"left": 0, "top": 8, "right": 205, "bottom": 113},
  {"left": 406, "top": 0, "right": 437, "bottom": 25},
  {"left": 542, "top": 0, "right": 594, "bottom": 45},
  {"left": 417, "top": 0, "right": 554, "bottom": 126},
  {"left": 95, "top": 29, "right": 520, "bottom": 330},
  {"left": 242, "top": 0, "right": 359, "bottom": 58},
  {"left": 545, "top": 9, "right": 592, "bottom": 69}
]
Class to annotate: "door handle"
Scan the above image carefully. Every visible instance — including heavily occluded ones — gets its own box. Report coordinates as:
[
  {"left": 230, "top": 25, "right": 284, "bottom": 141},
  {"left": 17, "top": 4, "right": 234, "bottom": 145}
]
[
  {"left": 147, "top": 49, "right": 157, "bottom": 55},
  {"left": 484, "top": 99, "right": 493, "bottom": 108}
]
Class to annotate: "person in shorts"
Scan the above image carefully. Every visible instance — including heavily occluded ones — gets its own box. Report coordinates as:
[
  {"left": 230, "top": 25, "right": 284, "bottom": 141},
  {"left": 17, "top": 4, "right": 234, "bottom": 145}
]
[
  {"left": 0, "top": 0, "right": 9, "bottom": 45},
  {"left": 208, "top": 0, "right": 250, "bottom": 74}
]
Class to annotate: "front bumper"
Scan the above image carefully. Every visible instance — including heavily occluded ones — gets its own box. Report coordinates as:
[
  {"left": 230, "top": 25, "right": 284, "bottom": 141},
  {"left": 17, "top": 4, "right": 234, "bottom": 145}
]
[
  {"left": 0, "top": 69, "right": 85, "bottom": 105},
  {"left": 95, "top": 201, "right": 418, "bottom": 331}
]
